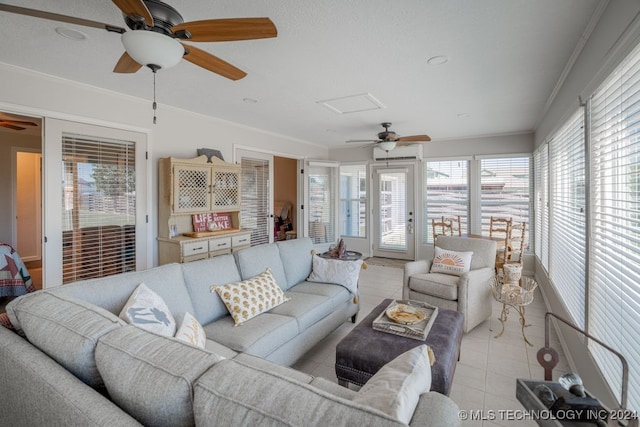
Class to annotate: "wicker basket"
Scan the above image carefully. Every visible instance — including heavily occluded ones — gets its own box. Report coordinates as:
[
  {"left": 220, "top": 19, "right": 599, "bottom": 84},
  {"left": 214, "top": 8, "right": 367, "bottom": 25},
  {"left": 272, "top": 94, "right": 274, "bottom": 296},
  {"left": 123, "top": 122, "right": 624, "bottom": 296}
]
[{"left": 491, "top": 275, "right": 537, "bottom": 306}]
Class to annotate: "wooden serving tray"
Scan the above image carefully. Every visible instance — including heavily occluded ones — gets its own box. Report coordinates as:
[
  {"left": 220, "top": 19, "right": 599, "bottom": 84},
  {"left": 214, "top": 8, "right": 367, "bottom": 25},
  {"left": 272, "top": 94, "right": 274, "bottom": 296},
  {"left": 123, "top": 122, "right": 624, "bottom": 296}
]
[{"left": 183, "top": 228, "right": 241, "bottom": 238}]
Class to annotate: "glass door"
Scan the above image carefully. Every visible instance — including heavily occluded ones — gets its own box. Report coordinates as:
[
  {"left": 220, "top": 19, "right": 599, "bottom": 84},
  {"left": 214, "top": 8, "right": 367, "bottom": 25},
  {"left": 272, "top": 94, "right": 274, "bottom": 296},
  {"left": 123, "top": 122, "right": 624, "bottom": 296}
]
[
  {"left": 236, "top": 149, "right": 274, "bottom": 246},
  {"left": 372, "top": 165, "right": 415, "bottom": 260}
]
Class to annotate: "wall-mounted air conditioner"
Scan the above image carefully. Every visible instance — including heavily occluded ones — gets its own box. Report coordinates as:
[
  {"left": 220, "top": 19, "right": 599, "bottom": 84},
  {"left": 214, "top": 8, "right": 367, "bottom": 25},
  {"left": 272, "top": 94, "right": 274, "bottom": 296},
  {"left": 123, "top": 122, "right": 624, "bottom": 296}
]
[{"left": 373, "top": 144, "right": 423, "bottom": 161}]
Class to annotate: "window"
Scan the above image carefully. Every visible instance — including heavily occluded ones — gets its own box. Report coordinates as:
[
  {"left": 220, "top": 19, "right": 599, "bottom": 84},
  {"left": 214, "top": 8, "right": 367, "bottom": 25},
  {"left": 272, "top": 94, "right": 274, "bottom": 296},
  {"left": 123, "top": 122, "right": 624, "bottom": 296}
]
[
  {"left": 339, "top": 164, "right": 367, "bottom": 238},
  {"left": 589, "top": 42, "right": 640, "bottom": 411},
  {"left": 533, "top": 145, "right": 549, "bottom": 270},
  {"left": 308, "top": 163, "right": 337, "bottom": 244},
  {"left": 480, "top": 157, "right": 531, "bottom": 244},
  {"left": 61, "top": 134, "right": 136, "bottom": 283},
  {"left": 549, "top": 109, "right": 586, "bottom": 328},
  {"left": 240, "top": 156, "right": 271, "bottom": 246},
  {"left": 423, "top": 160, "right": 469, "bottom": 243}
]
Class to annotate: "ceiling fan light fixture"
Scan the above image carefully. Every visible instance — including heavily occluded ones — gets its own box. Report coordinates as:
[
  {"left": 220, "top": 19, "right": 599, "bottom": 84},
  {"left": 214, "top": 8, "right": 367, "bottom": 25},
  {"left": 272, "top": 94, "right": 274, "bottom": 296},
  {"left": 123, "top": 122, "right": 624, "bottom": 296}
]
[
  {"left": 121, "top": 30, "right": 183, "bottom": 70},
  {"left": 378, "top": 141, "right": 396, "bottom": 151}
]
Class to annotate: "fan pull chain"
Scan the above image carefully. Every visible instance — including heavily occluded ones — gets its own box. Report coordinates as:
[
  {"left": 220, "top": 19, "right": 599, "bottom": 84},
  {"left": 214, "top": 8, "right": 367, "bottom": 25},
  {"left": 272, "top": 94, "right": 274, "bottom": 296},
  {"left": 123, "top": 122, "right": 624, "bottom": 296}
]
[{"left": 152, "top": 69, "right": 157, "bottom": 124}]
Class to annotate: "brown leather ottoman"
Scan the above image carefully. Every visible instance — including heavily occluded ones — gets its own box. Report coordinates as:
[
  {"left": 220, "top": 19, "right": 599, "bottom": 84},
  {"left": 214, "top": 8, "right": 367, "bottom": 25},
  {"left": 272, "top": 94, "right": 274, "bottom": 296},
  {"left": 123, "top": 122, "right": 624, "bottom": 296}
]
[{"left": 335, "top": 298, "right": 463, "bottom": 395}]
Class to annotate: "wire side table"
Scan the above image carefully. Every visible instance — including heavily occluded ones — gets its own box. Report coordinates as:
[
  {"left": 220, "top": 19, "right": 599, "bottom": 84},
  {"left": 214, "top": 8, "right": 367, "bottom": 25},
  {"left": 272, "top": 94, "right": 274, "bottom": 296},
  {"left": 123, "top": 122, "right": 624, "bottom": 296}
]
[{"left": 490, "top": 274, "right": 538, "bottom": 346}]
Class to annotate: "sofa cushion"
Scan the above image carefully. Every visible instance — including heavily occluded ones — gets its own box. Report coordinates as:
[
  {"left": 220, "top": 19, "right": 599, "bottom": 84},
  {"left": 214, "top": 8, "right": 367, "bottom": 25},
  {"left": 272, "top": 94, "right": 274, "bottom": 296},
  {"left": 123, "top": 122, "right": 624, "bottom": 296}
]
[
  {"left": 181, "top": 254, "right": 242, "bottom": 325},
  {"left": 430, "top": 247, "right": 473, "bottom": 276},
  {"left": 119, "top": 283, "right": 176, "bottom": 336},
  {"left": 45, "top": 263, "right": 196, "bottom": 321},
  {"left": 409, "top": 273, "right": 459, "bottom": 301},
  {"left": 288, "top": 281, "right": 352, "bottom": 305},
  {"left": 213, "top": 268, "right": 290, "bottom": 326},
  {"left": 202, "top": 313, "right": 298, "bottom": 358},
  {"left": 175, "top": 312, "right": 207, "bottom": 349},
  {"left": 353, "top": 345, "right": 432, "bottom": 424},
  {"left": 276, "top": 237, "right": 314, "bottom": 287},
  {"left": 234, "top": 243, "right": 289, "bottom": 290},
  {"left": 95, "top": 325, "right": 223, "bottom": 427},
  {"left": 269, "top": 291, "right": 337, "bottom": 332},
  {"left": 233, "top": 352, "right": 315, "bottom": 384},
  {"left": 193, "top": 358, "right": 404, "bottom": 426},
  {"left": 8, "top": 292, "right": 125, "bottom": 388}
]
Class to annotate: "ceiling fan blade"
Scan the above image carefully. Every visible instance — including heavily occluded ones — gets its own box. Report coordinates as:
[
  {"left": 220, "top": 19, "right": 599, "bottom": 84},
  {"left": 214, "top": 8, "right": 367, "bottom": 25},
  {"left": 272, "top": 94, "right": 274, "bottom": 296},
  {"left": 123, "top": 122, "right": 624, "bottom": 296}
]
[
  {"left": 0, "top": 123, "right": 25, "bottom": 131},
  {"left": 396, "top": 134, "right": 431, "bottom": 142},
  {"left": 182, "top": 44, "right": 247, "bottom": 80},
  {"left": 113, "top": 52, "right": 143, "bottom": 73},
  {"left": 5, "top": 120, "right": 37, "bottom": 126},
  {"left": 0, "top": 4, "right": 125, "bottom": 33},
  {"left": 346, "top": 139, "right": 377, "bottom": 143},
  {"left": 111, "top": 0, "right": 153, "bottom": 27},
  {"left": 172, "top": 18, "right": 277, "bottom": 42}
]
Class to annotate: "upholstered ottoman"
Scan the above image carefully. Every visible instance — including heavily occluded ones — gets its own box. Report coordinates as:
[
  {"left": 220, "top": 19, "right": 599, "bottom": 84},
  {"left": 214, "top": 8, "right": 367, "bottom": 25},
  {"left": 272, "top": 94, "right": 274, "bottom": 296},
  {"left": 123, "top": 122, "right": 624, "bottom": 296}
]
[{"left": 335, "top": 298, "right": 464, "bottom": 395}]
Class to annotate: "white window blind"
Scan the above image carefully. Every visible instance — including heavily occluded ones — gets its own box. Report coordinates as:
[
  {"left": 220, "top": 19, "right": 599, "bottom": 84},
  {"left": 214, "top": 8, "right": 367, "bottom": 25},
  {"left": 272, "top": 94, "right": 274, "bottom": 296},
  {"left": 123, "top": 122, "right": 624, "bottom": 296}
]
[
  {"left": 423, "top": 160, "right": 469, "bottom": 243},
  {"left": 549, "top": 109, "right": 586, "bottom": 329},
  {"left": 308, "top": 165, "right": 337, "bottom": 244},
  {"left": 589, "top": 42, "right": 640, "bottom": 411},
  {"left": 377, "top": 170, "right": 407, "bottom": 250},
  {"left": 339, "top": 164, "right": 367, "bottom": 238},
  {"left": 480, "top": 157, "right": 532, "bottom": 242},
  {"left": 61, "top": 134, "right": 136, "bottom": 283},
  {"left": 534, "top": 145, "right": 550, "bottom": 270},
  {"left": 240, "top": 157, "right": 270, "bottom": 246}
]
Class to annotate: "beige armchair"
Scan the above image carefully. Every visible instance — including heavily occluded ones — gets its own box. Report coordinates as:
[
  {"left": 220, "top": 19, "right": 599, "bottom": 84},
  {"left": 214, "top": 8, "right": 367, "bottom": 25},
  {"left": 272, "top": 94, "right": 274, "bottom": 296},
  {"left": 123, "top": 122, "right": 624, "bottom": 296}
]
[{"left": 403, "top": 236, "right": 497, "bottom": 333}]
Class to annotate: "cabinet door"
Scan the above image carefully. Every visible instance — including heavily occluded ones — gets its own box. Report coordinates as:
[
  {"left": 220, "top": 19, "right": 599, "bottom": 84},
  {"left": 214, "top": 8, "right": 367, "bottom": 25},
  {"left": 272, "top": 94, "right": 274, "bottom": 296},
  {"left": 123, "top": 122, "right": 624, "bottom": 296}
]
[
  {"left": 211, "top": 167, "right": 241, "bottom": 211},
  {"left": 173, "top": 165, "right": 211, "bottom": 213}
]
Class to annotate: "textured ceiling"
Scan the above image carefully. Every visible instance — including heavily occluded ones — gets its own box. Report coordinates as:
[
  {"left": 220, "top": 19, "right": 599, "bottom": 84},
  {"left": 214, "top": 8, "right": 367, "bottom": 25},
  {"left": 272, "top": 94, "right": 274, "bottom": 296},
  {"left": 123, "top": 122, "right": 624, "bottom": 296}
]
[{"left": 0, "top": 0, "right": 603, "bottom": 146}]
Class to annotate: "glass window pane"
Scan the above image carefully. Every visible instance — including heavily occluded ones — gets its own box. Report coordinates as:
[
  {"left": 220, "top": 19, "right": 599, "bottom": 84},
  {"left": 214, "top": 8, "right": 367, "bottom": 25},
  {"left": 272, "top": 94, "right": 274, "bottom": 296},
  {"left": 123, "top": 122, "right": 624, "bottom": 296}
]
[{"left": 340, "top": 164, "right": 367, "bottom": 238}]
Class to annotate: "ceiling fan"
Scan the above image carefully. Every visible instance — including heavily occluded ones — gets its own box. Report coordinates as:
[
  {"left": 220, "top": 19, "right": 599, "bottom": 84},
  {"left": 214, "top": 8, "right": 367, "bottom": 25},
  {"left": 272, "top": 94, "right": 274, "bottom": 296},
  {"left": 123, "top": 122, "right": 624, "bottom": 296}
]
[
  {"left": 0, "top": 119, "right": 38, "bottom": 131},
  {"left": 0, "top": 0, "right": 277, "bottom": 80},
  {"left": 346, "top": 122, "right": 431, "bottom": 151}
]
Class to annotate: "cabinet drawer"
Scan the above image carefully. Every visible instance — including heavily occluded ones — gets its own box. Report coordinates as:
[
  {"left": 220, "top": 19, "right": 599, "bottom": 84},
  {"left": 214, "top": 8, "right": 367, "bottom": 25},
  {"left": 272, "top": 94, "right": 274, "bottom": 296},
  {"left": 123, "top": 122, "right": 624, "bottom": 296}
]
[
  {"left": 209, "top": 237, "right": 231, "bottom": 252},
  {"left": 232, "top": 234, "right": 251, "bottom": 247},
  {"left": 183, "top": 241, "right": 209, "bottom": 256}
]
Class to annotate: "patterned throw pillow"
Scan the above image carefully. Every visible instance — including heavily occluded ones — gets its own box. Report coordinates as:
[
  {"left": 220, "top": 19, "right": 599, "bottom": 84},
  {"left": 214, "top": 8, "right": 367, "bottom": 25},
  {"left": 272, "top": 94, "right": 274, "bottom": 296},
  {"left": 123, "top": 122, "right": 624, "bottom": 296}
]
[
  {"left": 119, "top": 283, "right": 177, "bottom": 337},
  {"left": 430, "top": 246, "right": 473, "bottom": 276},
  {"left": 212, "top": 268, "right": 290, "bottom": 326},
  {"left": 175, "top": 312, "right": 206, "bottom": 349},
  {"left": 307, "top": 255, "right": 363, "bottom": 295}
]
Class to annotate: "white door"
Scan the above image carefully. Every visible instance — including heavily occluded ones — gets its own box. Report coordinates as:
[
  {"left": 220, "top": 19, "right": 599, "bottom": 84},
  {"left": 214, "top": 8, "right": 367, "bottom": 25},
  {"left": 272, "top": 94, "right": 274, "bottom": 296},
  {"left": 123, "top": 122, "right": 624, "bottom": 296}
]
[
  {"left": 372, "top": 165, "right": 415, "bottom": 260},
  {"left": 236, "top": 149, "right": 274, "bottom": 246},
  {"left": 14, "top": 150, "right": 42, "bottom": 262},
  {"left": 43, "top": 119, "right": 148, "bottom": 288}
]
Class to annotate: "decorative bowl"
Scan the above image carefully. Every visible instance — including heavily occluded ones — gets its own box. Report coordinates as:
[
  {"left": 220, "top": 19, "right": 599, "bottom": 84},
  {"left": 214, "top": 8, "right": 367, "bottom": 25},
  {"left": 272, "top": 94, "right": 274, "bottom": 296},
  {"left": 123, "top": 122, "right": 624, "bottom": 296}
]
[{"left": 386, "top": 304, "right": 426, "bottom": 325}]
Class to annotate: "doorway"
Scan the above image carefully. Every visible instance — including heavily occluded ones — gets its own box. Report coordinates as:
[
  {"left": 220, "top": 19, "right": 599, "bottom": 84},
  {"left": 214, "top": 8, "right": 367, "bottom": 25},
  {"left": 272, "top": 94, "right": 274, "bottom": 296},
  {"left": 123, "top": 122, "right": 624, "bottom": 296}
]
[
  {"left": 14, "top": 149, "right": 42, "bottom": 262},
  {"left": 372, "top": 164, "right": 415, "bottom": 260}
]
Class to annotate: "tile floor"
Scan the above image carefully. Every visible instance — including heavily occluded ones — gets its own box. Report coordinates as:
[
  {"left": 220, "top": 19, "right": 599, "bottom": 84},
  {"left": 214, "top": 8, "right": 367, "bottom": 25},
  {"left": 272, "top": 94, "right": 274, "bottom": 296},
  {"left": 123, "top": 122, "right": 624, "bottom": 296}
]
[{"left": 293, "top": 263, "right": 570, "bottom": 427}]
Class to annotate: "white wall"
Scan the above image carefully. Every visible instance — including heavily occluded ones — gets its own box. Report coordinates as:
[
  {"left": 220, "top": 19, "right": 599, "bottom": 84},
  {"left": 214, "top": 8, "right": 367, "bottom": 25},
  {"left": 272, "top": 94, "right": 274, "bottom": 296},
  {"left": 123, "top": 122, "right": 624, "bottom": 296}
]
[
  {"left": 533, "top": 0, "right": 640, "bottom": 410},
  {"left": 0, "top": 63, "right": 329, "bottom": 265}
]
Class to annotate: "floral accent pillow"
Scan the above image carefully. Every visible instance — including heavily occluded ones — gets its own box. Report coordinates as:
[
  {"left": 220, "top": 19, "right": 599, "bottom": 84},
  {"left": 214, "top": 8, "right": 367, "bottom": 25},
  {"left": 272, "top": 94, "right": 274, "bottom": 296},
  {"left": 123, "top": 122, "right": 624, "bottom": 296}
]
[
  {"left": 430, "top": 246, "right": 473, "bottom": 276},
  {"left": 212, "top": 268, "right": 290, "bottom": 326},
  {"left": 174, "top": 312, "right": 206, "bottom": 349},
  {"left": 119, "top": 283, "right": 176, "bottom": 337}
]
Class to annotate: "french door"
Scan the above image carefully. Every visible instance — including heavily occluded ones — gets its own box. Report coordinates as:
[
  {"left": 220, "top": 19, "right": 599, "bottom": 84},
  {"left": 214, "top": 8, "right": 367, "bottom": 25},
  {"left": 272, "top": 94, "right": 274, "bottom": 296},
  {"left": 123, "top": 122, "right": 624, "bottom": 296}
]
[
  {"left": 236, "top": 150, "right": 274, "bottom": 246},
  {"left": 372, "top": 165, "right": 415, "bottom": 260},
  {"left": 43, "top": 119, "right": 148, "bottom": 288}
]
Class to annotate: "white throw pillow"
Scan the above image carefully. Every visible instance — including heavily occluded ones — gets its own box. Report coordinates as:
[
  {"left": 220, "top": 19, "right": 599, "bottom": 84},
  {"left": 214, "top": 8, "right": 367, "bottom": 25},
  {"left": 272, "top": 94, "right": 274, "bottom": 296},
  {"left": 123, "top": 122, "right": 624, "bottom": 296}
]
[
  {"left": 430, "top": 246, "right": 473, "bottom": 276},
  {"left": 119, "top": 283, "right": 176, "bottom": 337},
  {"left": 174, "top": 312, "right": 206, "bottom": 349},
  {"left": 307, "top": 255, "right": 363, "bottom": 295},
  {"left": 353, "top": 345, "right": 432, "bottom": 424}
]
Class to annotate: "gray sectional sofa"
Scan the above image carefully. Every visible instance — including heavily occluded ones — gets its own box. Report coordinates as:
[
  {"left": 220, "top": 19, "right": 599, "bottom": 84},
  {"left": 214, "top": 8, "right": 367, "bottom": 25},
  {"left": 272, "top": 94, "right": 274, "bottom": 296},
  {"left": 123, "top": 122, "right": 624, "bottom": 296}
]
[{"left": 0, "top": 237, "right": 460, "bottom": 426}]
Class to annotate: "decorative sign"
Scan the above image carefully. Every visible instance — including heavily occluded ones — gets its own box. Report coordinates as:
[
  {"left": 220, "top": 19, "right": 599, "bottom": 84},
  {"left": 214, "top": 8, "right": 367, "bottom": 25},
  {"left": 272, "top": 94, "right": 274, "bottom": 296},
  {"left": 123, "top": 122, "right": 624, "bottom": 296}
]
[{"left": 192, "top": 212, "right": 232, "bottom": 232}]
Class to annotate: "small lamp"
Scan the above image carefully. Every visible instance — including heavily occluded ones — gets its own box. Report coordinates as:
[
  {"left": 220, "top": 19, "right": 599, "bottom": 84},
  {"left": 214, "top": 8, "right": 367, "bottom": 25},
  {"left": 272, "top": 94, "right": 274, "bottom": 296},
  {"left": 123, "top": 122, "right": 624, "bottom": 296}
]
[
  {"left": 378, "top": 141, "right": 396, "bottom": 152},
  {"left": 121, "top": 30, "right": 184, "bottom": 70}
]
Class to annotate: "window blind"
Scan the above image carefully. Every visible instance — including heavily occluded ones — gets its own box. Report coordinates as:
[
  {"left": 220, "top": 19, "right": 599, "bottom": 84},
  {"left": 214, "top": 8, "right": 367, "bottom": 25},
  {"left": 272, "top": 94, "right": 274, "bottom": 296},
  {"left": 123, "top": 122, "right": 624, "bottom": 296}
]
[
  {"left": 589, "top": 41, "right": 640, "bottom": 411},
  {"left": 339, "top": 164, "right": 367, "bottom": 238},
  {"left": 61, "top": 133, "right": 136, "bottom": 283},
  {"left": 240, "top": 157, "right": 270, "bottom": 246},
  {"left": 377, "top": 169, "right": 407, "bottom": 250},
  {"left": 480, "top": 157, "right": 532, "bottom": 242},
  {"left": 423, "top": 160, "right": 469, "bottom": 243},
  {"left": 549, "top": 109, "right": 586, "bottom": 329},
  {"left": 308, "top": 165, "right": 337, "bottom": 244}
]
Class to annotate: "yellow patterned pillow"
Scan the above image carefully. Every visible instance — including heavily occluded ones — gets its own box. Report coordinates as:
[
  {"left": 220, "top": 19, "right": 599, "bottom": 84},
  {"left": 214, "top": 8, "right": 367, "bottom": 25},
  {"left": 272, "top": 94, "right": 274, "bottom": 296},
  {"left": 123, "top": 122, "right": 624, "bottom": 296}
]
[{"left": 211, "top": 268, "right": 290, "bottom": 326}]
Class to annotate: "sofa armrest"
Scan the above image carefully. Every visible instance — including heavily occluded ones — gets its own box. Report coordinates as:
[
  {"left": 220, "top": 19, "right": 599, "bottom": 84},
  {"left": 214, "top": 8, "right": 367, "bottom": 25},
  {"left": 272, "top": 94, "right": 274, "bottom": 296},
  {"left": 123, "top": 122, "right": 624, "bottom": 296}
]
[
  {"left": 403, "top": 260, "right": 430, "bottom": 299},
  {"left": 457, "top": 267, "right": 495, "bottom": 332},
  {"left": 409, "top": 391, "right": 460, "bottom": 426}
]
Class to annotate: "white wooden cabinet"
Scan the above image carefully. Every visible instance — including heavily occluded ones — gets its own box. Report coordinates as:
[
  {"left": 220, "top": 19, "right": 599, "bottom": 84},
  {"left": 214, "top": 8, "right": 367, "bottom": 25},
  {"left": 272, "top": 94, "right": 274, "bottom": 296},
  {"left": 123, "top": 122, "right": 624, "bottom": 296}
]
[{"left": 158, "top": 231, "right": 251, "bottom": 264}]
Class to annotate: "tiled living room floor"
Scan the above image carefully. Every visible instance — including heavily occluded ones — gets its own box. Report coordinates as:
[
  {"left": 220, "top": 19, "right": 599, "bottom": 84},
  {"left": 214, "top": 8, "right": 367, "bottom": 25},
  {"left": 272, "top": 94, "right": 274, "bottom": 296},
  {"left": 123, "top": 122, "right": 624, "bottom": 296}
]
[{"left": 293, "top": 263, "right": 570, "bottom": 427}]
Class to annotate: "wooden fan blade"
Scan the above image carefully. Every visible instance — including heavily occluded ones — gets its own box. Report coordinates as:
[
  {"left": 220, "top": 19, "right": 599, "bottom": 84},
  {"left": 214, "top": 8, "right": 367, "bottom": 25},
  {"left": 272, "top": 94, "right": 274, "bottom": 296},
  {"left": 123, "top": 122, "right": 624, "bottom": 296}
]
[
  {"left": 113, "top": 52, "right": 143, "bottom": 73},
  {"left": 4, "top": 120, "right": 37, "bottom": 126},
  {"left": 346, "top": 139, "right": 377, "bottom": 143},
  {"left": 112, "top": 0, "right": 153, "bottom": 27},
  {"left": 0, "top": 123, "right": 25, "bottom": 131},
  {"left": 182, "top": 44, "right": 247, "bottom": 80},
  {"left": 173, "top": 18, "right": 277, "bottom": 42},
  {"left": 396, "top": 134, "right": 431, "bottom": 142},
  {"left": 0, "top": 4, "right": 125, "bottom": 33}
]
